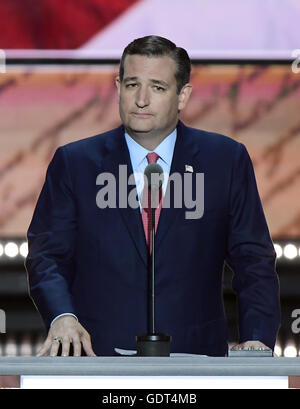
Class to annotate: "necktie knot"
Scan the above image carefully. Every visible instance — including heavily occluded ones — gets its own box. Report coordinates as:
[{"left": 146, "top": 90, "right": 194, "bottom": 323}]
[{"left": 146, "top": 152, "right": 159, "bottom": 164}]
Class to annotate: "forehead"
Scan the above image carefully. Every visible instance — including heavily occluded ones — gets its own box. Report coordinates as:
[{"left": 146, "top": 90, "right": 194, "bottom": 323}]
[{"left": 123, "top": 54, "right": 177, "bottom": 84}]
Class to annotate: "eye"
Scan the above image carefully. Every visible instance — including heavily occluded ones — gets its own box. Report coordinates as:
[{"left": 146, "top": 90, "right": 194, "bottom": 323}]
[
  {"left": 126, "top": 83, "right": 137, "bottom": 88},
  {"left": 153, "top": 85, "right": 165, "bottom": 92}
]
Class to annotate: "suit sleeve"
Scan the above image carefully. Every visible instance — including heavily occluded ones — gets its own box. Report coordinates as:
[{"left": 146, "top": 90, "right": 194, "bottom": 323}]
[
  {"left": 25, "top": 146, "right": 77, "bottom": 329},
  {"left": 225, "top": 143, "right": 280, "bottom": 349}
]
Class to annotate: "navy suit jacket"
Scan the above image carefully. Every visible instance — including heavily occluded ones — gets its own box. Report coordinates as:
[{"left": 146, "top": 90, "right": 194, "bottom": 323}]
[{"left": 25, "top": 120, "right": 280, "bottom": 356}]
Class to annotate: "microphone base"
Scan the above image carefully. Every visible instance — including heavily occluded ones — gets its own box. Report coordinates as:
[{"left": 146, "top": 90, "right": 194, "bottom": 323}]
[{"left": 136, "top": 333, "right": 172, "bottom": 357}]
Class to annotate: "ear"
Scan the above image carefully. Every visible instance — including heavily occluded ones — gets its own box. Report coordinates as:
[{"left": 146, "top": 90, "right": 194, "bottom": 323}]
[
  {"left": 178, "top": 83, "right": 193, "bottom": 111},
  {"left": 115, "top": 76, "right": 121, "bottom": 100}
]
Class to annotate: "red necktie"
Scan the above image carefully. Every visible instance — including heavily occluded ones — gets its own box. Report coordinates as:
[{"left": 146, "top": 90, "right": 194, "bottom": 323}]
[{"left": 141, "top": 152, "right": 163, "bottom": 254}]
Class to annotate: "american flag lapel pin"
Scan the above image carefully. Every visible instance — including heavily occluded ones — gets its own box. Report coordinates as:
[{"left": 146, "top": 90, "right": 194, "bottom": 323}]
[{"left": 185, "top": 164, "right": 194, "bottom": 173}]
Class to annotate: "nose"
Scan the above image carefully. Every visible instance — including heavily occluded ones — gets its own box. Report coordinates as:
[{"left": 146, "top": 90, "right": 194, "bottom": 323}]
[{"left": 135, "top": 85, "right": 150, "bottom": 108}]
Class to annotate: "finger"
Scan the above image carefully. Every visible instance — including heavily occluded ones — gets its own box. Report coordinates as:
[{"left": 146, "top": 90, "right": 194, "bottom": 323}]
[
  {"left": 244, "top": 341, "right": 270, "bottom": 350},
  {"left": 232, "top": 341, "right": 270, "bottom": 351},
  {"left": 50, "top": 339, "right": 61, "bottom": 357},
  {"left": 36, "top": 337, "right": 52, "bottom": 357},
  {"left": 81, "top": 334, "right": 96, "bottom": 357},
  {"left": 232, "top": 343, "right": 249, "bottom": 350},
  {"left": 71, "top": 335, "right": 82, "bottom": 357},
  {"left": 230, "top": 344, "right": 242, "bottom": 351},
  {"left": 255, "top": 342, "right": 270, "bottom": 350},
  {"left": 61, "top": 338, "right": 71, "bottom": 357}
]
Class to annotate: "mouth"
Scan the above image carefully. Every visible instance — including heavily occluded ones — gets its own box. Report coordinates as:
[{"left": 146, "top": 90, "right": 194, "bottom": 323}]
[{"left": 131, "top": 112, "right": 153, "bottom": 118}]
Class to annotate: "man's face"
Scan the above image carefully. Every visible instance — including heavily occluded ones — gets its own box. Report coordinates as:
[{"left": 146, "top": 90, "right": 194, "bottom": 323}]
[{"left": 115, "top": 54, "right": 191, "bottom": 140}]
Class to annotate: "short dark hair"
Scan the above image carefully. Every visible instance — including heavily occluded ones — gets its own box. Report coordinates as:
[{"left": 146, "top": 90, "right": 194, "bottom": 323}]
[{"left": 119, "top": 35, "right": 191, "bottom": 94}]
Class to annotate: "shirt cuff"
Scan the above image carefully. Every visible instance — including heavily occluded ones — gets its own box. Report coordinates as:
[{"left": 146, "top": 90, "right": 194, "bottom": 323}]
[{"left": 50, "top": 313, "right": 78, "bottom": 327}]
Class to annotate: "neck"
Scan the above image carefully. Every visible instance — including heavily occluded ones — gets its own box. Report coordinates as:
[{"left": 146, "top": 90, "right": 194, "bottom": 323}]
[{"left": 125, "top": 125, "right": 177, "bottom": 151}]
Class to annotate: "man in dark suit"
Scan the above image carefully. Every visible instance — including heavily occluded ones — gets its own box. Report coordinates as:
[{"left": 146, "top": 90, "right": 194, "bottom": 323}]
[{"left": 25, "top": 36, "right": 280, "bottom": 357}]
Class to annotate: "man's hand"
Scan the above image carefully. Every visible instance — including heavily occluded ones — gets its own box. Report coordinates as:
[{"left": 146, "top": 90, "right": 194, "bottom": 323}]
[
  {"left": 37, "top": 316, "right": 97, "bottom": 357},
  {"left": 231, "top": 340, "right": 270, "bottom": 351}
]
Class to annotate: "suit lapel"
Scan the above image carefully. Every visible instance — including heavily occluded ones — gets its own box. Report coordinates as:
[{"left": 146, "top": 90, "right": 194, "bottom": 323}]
[
  {"left": 155, "top": 121, "right": 202, "bottom": 250},
  {"left": 99, "top": 125, "right": 148, "bottom": 266}
]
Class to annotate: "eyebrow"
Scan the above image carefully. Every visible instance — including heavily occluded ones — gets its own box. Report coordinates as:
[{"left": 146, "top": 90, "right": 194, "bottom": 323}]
[{"left": 123, "top": 77, "right": 169, "bottom": 87}]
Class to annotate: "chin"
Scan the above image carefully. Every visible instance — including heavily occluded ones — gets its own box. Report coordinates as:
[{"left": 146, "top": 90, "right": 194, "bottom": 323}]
[
  {"left": 129, "top": 127, "right": 152, "bottom": 134},
  {"left": 127, "top": 121, "right": 153, "bottom": 134}
]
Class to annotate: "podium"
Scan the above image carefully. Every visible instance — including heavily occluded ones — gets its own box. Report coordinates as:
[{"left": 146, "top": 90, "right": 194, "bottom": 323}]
[{"left": 0, "top": 356, "right": 300, "bottom": 389}]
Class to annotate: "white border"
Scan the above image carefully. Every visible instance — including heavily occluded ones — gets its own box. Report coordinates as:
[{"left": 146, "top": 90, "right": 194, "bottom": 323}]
[{"left": 21, "top": 375, "right": 289, "bottom": 389}]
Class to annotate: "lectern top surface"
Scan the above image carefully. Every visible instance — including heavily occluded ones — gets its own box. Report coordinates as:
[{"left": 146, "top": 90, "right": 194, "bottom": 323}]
[{"left": 0, "top": 356, "right": 299, "bottom": 376}]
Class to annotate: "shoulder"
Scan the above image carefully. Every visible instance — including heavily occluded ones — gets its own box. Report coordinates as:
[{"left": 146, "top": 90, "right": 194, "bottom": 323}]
[
  {"left": 179, "top": 121, "right": 243, "bottom": 158},
  {"left": 59, "top": 125, "right": 123, "bottom": 156},
  {"left": 48, "top": 125, "right": 125, "bottom": 170},
  {"left": 180, "top": 121, "right": 239, "bottom": 147}
]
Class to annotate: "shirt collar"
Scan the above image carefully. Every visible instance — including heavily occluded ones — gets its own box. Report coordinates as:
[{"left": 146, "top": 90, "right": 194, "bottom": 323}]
[{"left": 124, "top": 128, "right": 177, "bottom": 169}]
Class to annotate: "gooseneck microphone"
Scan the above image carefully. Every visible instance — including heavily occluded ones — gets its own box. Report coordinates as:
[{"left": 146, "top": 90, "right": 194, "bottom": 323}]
[
  {"left": 144, "top": 163, "right": 164, "bottom": 191},
  {"left": 144, "top": 163, "right": 163, "bottom": 334},
  {"left": 136, "top": 163, "right": 172, "bottom": 356}
]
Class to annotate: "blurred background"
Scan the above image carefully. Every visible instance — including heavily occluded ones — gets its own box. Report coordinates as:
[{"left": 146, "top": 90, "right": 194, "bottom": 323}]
[{"left": 0, "top": 0, "right": 299, "bottom": 358}]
